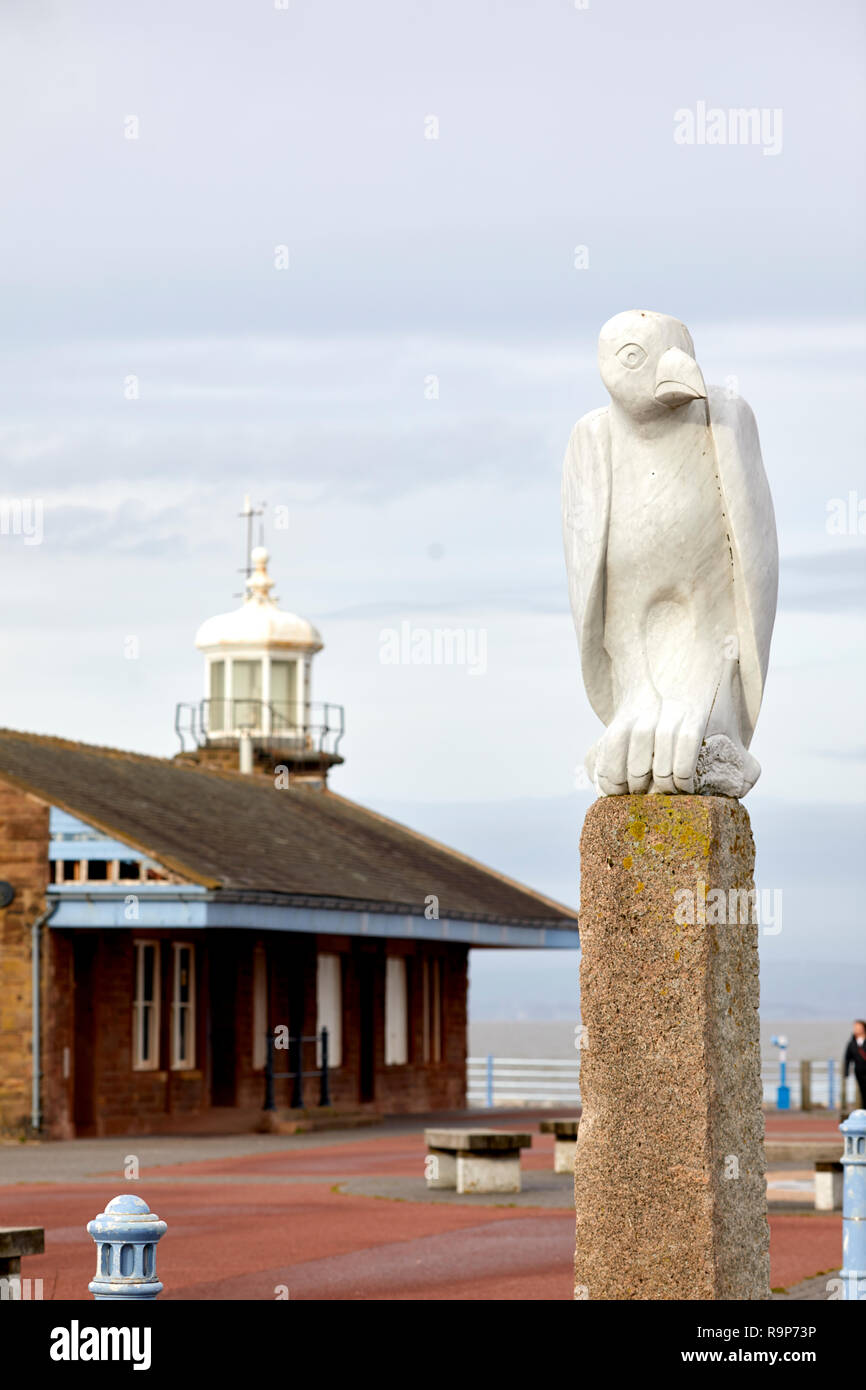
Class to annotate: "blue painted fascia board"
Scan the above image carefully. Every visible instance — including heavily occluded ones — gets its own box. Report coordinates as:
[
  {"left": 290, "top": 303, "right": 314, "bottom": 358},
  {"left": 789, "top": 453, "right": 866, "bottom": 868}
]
[{"left": 45, "top": 887, "right": 579, "bottom": 947}]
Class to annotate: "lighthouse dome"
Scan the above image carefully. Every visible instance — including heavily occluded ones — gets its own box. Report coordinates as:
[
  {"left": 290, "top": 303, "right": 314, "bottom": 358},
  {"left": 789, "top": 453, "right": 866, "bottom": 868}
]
[{"left": 195, "top": 547, "right": 322, "bottom": 654}]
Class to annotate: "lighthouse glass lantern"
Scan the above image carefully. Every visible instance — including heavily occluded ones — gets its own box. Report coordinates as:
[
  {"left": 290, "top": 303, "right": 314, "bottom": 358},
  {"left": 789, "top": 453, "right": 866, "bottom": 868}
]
[
  {"left": 194, "top": 545, "right": 322, "bottom": 740},
  {"left": 175, "top": 508, "right": 344, "bottom": 786}
]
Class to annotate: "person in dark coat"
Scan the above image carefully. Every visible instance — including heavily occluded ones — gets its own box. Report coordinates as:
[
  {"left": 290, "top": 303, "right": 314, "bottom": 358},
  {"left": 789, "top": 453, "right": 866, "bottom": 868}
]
[{"left": 843, "top": 1020, "right": 866, "bottom": 1110}]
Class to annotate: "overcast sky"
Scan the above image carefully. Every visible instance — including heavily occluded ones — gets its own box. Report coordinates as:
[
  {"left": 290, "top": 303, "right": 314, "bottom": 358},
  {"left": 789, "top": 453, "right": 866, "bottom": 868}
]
[{"left": 1, "top": 0, "right": 864, "bottom": 1010}]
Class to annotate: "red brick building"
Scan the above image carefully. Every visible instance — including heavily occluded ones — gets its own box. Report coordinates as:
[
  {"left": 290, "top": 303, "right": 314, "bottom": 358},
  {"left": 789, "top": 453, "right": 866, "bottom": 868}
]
[{"left": 0, "top": 542, "right": 578, "bottom": 1139}]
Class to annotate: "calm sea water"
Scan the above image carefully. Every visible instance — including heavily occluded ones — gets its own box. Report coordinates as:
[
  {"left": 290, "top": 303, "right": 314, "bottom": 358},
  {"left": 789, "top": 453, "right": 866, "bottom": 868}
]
[{"left": 469, "top": 1018, "right": 854, "bottom": 1066}]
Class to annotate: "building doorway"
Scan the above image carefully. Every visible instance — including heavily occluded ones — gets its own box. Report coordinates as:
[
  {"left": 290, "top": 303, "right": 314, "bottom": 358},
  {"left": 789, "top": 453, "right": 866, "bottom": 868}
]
[
  {"left": 209, "top": 944, "right": 237, "bottom": 1106},
  {"left": 72, "top": 935, "right": 98, "bottom": 1136},
  {"left": 358, "top": 954, "right": 376, "bottom": 1103}
]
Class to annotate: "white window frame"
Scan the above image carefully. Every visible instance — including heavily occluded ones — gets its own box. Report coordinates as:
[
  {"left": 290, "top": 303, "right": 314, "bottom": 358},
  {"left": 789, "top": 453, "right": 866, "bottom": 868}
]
[
  {"left": 316, "top": 953, "right": 343, "bottom": 1068},
  {"left": 133, "top": 940, "right": 160, "bottom": 1072},
  {"left": 270, "top": 658, "right": 301, "bottom": 731},
  {"left": 252, "top": 942, "right": 268, "bottom": 1071},
  {"left": 232, "top": 657, "right": 264, "bottom": 734},
  {"left": 170, "top": 942, "right": 196, "bottom": 1071},
  {"left": 208, "top": 658, "right": 227, "bottom": 733},
  {"left": 384, "top": 956, "right": 408, "bottom": 1066}
]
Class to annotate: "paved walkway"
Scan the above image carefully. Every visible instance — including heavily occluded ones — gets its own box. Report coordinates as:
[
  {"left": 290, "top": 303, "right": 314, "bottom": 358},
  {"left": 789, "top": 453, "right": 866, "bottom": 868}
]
[
  {"left": 0, "top": 1113, "right": 843, "bottom": 1300},
  {"left": 764, "top": 1111, "right": 845, "bottom": 1138}
]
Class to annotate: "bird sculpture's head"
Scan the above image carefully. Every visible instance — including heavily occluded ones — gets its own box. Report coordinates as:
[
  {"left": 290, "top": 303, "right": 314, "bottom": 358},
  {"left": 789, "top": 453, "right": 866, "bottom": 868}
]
[{"left": 598, "top": 309, "right": 707, "bottom": 420}]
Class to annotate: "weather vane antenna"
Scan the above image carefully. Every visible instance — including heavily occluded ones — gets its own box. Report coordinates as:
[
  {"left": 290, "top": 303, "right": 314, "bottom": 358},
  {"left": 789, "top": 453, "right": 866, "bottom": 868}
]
[{"left": 235, "top": 494, "right": 266, "bottom": 598}]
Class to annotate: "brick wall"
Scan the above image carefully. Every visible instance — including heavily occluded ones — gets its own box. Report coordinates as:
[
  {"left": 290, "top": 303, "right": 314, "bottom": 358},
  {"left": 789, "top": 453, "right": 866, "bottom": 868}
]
[
  {"left": 42, "top": 929, "right": 75, "bottom": 1139},
  {"left": 40, "top": 927, "right": 468, "bottom": 1137},
  {"left": 0, "top": 783, "right": 50, "bottom": 1136},
  {"left": 56, "top": 931, "right": 211, "bottom": 1138},
  {"left": 302, "top": 937, "right": 468, "bottom": 1115},
  {"left": 247, "top": 934, "right": 467, "bottom": 1117}
]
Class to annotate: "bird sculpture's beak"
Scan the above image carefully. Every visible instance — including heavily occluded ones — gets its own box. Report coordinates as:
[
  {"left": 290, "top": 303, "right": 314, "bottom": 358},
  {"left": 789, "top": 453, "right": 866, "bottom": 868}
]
[{"left": 654, "top": 346, "right": 707, "bottom": 408}]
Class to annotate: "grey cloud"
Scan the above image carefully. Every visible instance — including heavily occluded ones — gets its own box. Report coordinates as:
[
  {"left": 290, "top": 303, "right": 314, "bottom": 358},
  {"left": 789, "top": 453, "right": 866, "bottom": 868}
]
[
  {"left": 779, "top": 549, "right": 866, "bottom": 613},
  {"left": 0, "top": 2, "right": 864, "bottom": 339},
  {"left": 23, "top": 503, "right": 195, "bottom": 557}
]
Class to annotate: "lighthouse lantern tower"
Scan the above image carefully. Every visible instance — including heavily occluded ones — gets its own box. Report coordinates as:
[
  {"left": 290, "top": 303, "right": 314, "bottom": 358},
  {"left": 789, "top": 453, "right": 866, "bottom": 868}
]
[{"left": 174, "top": 504, "right": 344, "bottom": 786}]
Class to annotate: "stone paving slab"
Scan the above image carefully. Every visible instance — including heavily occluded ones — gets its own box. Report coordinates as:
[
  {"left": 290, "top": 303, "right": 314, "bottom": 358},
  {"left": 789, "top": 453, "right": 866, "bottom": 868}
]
[
  {"left": 772, "top": 1271, "right": 839, "bottom": 1301},
  {"left": 0, "top": 1134, "right": 335, "bottom": 1183},
  {"left": 2, "top": 1172, "right": 359, "bottom": 1186},
  {"left": 338, "top": 1170, "right": 574, "bottom": 1208},
  {"left": 0, "top": 1110, "right": 553, "bottom": 1184}
]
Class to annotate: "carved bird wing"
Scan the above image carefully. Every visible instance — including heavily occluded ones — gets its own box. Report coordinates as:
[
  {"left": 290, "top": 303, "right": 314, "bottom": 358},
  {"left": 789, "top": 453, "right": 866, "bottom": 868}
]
[
  {"left": 561, "top": 406, "right": 613, "bottom": 726},
  {"left": 707, "top": 386, "right": 779, "bottom": 746}
]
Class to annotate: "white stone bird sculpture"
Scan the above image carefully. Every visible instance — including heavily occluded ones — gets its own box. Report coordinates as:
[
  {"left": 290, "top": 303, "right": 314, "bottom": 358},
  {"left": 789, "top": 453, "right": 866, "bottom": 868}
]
[{"left": 562, "top": 310, "right": 778, "bottom": 798}]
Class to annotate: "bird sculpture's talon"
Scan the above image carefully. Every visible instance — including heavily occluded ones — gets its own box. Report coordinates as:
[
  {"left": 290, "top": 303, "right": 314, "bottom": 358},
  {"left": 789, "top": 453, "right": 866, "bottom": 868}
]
[
  {"left": 594, "top": 689, "right": 662, "bottom": 796},
  {"left": 627, "top": 717, "right": 657, "bottom": 794}
]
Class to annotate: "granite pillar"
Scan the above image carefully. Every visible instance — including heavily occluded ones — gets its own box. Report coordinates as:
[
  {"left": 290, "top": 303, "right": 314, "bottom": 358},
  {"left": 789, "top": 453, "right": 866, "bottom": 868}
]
[{"left": 574, "top": 794, "right": 770, "bottom": 1300}]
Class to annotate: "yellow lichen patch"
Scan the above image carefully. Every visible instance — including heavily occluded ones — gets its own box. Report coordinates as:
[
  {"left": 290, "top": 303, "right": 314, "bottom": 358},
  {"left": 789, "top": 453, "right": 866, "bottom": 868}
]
[
  {"left": 625, "top": 798, "right": 648, "bottom": 839},
  {"left": 673, "top": 950, "right": 681, "bottom": 962},
  {"left": 634, "top": 881, "right": 644, "bottom": 894},
  {"left": 625, "top": 798, "right": 714, "bottom": 867},
  {"left": 623, "top": 855, "right": 633, "bottom": 870},
  {"left": 670, "top": 815, "right": 712, "bottom": 860}
]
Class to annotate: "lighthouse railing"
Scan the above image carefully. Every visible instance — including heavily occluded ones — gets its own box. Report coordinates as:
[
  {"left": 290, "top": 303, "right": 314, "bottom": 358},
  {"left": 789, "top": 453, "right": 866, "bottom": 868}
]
[{"left": 174, "top": 700, "right": 344, "bottom": 756}]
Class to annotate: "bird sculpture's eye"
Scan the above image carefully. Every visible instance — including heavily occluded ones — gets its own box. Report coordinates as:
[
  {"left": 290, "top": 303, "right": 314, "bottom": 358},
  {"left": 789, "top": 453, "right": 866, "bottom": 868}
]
[{"left": 616, "top": 343, "right": 647, "bottom": 369}]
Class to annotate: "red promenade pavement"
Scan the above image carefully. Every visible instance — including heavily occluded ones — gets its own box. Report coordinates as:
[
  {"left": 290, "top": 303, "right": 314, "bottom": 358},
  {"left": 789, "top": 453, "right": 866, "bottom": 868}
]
[
  {"left": 763, "top": 1113, "right": 844, "bottom": 1139},
  {"left": 1, "top": 1115, "right": 845, "bottom": 1300}
]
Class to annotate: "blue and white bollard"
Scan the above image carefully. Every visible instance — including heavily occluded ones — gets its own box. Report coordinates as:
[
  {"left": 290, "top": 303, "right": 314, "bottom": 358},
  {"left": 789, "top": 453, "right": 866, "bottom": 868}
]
[
  {"left": 87, "top": 1195, "right": 167, "bottom": 1300},
  {"left": 770, "top": 1034, "right": 790, "bottom": 1110},
  {"left": 486, "top": 1054, "right": 494, "bottom": 1109},
  {"left": 840, "top": 1109, "right": 866, "bottom": 1300}
]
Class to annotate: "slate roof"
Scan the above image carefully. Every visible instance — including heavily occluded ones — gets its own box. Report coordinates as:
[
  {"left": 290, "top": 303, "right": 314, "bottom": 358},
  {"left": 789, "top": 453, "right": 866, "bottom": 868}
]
[{"left": 0, "top": 729, "right": 577, "bottom": 928}]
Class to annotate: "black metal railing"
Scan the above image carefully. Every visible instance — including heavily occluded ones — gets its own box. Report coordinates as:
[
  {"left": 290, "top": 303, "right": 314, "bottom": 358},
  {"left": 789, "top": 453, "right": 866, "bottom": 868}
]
[
  {"left": 175, "top": 698, "right": 344, "bottom": 758},
  {"left": 263, "top": 1027, "right": 331, "bottom": 1112}
]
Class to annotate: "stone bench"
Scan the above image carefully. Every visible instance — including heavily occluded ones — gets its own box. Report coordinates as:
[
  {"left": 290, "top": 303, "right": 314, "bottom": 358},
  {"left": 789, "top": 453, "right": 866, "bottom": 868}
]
[
  {"left": 539, "top": 1117, "right": 580, "bottom": 1173},
  {"left": 424, "top": 1128, "right": 532, "bottom": 1194},
  {"left": 0, "top": 1226, "right": 44, "bottom": 1299},
  {"left": 814, "top": 1160, "right": 843, "bottom": 1211}
]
